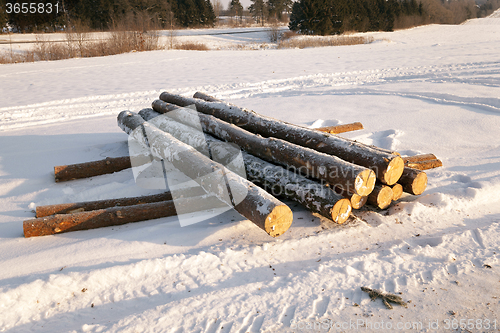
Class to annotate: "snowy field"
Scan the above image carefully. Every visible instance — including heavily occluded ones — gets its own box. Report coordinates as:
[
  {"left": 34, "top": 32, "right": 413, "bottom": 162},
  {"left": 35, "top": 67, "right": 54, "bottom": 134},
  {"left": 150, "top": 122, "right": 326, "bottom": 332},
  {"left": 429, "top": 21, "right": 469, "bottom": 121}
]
[{"left": 1, "top": 11, "right": 500, "bottom": 333}]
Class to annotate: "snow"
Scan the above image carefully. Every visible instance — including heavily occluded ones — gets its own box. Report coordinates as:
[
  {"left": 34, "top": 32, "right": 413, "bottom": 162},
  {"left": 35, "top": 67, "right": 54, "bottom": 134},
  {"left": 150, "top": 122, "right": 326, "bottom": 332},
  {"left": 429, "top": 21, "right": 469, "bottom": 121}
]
[{"left": 1, "top": 11, "right": 500, "bottom": 332}]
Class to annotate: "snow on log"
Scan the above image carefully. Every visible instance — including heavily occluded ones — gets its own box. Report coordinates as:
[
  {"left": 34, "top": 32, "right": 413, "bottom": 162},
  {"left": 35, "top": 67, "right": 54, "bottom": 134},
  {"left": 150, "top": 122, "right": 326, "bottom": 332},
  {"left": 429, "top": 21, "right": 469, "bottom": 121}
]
[
  {"left": 159, "top": 92, "right": 404, "bottom": 185},
  {"left": 54, "top": 156, "right": 132, "bottom": 182},
  {"left": 140, "top": 108, "right": 352, "bottom": 223},
  {"left": 367, "top": 185, "right": 393, "bottom": 209},
  {"left": 151, "top": 101, "right": 376, "bottom": 196},
  {"left": 117, "top": 111, "right": 293, "bottom": 237},
  {"left": 35, "top": 186, "right": 207, "bottom": 218},
  {"left": 398, "top": 167, "right": 427, "bottom": 195},
  {"left": 193, "top": 92, "right": 224, "bottom": 103},
  {"left": 315, "top": 122, "right": 364, "bottom": 134},
  {"left": 24, "top": 195, "right": 224, "bottom": 238}
]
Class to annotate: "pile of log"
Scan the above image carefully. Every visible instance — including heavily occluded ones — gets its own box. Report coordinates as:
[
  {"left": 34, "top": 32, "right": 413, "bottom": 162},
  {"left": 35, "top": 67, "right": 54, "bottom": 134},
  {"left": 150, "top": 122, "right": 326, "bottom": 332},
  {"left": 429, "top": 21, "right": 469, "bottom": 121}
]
[{"left": 23, "top": 92, "right": 442, "bottom": 238}]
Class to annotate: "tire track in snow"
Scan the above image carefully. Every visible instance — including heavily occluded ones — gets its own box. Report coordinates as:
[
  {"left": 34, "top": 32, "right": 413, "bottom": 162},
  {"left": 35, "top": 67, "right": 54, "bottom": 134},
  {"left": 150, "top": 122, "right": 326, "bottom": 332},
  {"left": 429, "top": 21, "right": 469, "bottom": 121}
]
[{"left": 2, "top": 61, "right": 499, "bottom": 131}]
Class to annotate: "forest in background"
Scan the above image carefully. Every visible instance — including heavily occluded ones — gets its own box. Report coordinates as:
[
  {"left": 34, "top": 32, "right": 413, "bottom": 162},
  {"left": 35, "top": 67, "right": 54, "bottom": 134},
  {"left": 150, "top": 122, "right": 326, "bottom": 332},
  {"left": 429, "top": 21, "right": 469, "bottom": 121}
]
[{"left": 1, "top": 0, "right": 500, "bottom": 34}]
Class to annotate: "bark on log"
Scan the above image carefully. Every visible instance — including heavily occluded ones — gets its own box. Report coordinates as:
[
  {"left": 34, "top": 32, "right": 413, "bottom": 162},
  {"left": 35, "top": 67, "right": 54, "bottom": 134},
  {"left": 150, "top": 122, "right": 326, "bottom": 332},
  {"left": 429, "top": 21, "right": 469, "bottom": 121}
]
[
  {"left": 367, "top": 185, "right": 393, "bottom": 209},
  {"left": 398, "top": 167, "right": 427, "bottom": 195},
  {"left": 35, "top": 187, "right": 206, "bottom": 218},
  {"left": 193, "top": 92, "right": 224, "bottom": 103},
  {"left": 391, "top": 183, "right": 404, "bottom": 201},
  {"left": 160, "top": 92, "right": 404, "bottom": 185},
  {"left": 192, "top": 93, "right": 400, "bottom": 159},
  {"left": 151, "top": 101, "right": 376, "bottom": 196},
  {"left": 140, "top": 108, "right": 352, "bottom": 223},
  {"left": 118, "top": 111, "right": 293, "bottom": 237},
  {"left": 316, "top": 122, "right": 364, "bottom": 134},
  {"left": 54, "top": 156, "right": 131, "bottom": 182},
  {"left": 24, "top": 195, "right": 224, "bottom": 237}
]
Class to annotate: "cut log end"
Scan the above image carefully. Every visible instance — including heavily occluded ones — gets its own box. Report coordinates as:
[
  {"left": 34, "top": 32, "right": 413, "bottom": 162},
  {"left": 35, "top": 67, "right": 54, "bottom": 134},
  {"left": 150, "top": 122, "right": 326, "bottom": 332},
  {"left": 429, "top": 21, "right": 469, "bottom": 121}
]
[
  {"left": 391, "top": 183, "right": 404, "bottom": 201},
  {"left": 383, "top": 156, "right": 405, "bottom": 186},
  {"left": 265, "top": 205, "right": 293, "bottom": 237},
  {"left": 354, "top": 169, "right": 376, "bottom": 196},
  {"left": 409, "top": 172, "right": 428, "bottom": 195},
  {"left": 331, "top": 198, "right": 352, "bottom": 224},
  {"left": 368, "top": 185, "right": 393, "bottom": 210},
  {"left": 351, "top": 194, "right": 368, "bottom": 210}
]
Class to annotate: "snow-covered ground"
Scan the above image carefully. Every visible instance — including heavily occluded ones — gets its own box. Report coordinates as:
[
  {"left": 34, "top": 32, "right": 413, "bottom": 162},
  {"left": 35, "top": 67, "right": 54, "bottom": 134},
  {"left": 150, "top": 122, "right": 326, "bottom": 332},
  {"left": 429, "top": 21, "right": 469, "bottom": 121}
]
[{"left": 1, "top": 12, "right": 500, "bottom": 333}]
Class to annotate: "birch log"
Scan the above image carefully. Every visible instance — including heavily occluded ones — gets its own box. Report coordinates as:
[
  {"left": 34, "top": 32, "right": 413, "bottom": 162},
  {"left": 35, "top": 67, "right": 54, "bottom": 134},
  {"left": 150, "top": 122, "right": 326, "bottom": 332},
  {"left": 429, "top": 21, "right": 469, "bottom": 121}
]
[
  {"left": 139, "top": 108, "right": 352, "bottom": 223},
  {"left": 118, "top": 111, "right": 293, "bottom": 237},
  {"left": 151, "top": 101, "right": 376, "bottom": 196},
  {"left": 159, "top": 92, "right": 404, "bottom": 185}
]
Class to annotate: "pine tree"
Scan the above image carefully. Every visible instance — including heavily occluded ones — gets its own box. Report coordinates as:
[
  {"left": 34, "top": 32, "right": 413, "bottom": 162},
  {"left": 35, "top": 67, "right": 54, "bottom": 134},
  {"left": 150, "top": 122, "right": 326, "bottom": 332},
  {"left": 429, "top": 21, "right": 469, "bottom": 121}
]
[
  {"left": 249, "top": 0, "right": 268, "bottom": 25},
  {"left": 268, "top": 0, "right": 292, "bottom": 21},
  {"left": 176, "top": 0, "right": 198, "bottom": 26},
  {"left": 289, "top": 0, "right": 339, "bottom": 35},
  {"left": 229, "top": 0, "right": 244, "bottom": 20},
  {"left": 0, "top": 0, "right": 8, "bottom": 31}
]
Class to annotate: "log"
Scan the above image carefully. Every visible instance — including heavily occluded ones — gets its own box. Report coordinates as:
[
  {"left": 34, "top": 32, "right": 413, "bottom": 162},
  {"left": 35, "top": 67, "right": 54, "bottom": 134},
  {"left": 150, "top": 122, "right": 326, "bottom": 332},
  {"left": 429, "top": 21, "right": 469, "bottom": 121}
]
[
  {"left": 193, "top": 92, "right": 224, "bottom": 103},
  {"left": 333, "top": 185, "right": 367, "bottom": 210},
  {"left": 159, "top": 92, "right": 404, "bottom": 185},
  {"left": 398, "top": 168, "right": 427, "bottom": 195},
  {"left": 350, "top": 194, "right": 368, "bottom": 210},
  {"left": 367, "top": 185, "right": 393, "bottom": 209},
  {"left": 243, "top": 153, "right": 352, "bottom": 224},
  {"left": 405, "top": 159, "right": 443, "bottom": 170},
  {"left": 402, "top": 153, "right": 437, "bottom": 164},
  {"left": 316, "top": 122, "right": 364, "bottom": 134},
  {"left": 24, "top": 195, "right": 225, "bottom": 238},
  {"left": 391, "top": 183, "right": 404, "bottom": 201},
  {"left": 118, "top": 111, "right": 293, "bottom": 237},
  {"left": 193, "top": 92, "right": 400, "bottom": 158},
  {"left": 403, "top": 154, "right": 442, "bottom": 170},
  {"left": 140, "top": 108, "right": 352, "bottom": 223},
  {"left": 151, "top": 101, "right": 376, "bottom": 196},
  {"left": 35, "top": 186, "right": 207, "bottom": 218},
  {"left": 54, "top": 156, "right": 131, "bottom": 182}
]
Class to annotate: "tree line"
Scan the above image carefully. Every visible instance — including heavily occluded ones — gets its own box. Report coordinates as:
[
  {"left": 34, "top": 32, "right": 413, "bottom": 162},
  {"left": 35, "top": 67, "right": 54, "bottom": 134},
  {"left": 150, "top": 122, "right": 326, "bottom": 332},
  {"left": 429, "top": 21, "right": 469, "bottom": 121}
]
[
  {"left": 1, "top": 0, "right": 216, "bottom": 32},
  {"left": 2, "top": 0, "right": 499, "bottom": 33},
  {"left": 289, "top": 0, "right": 500, "bottom": 35}
]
